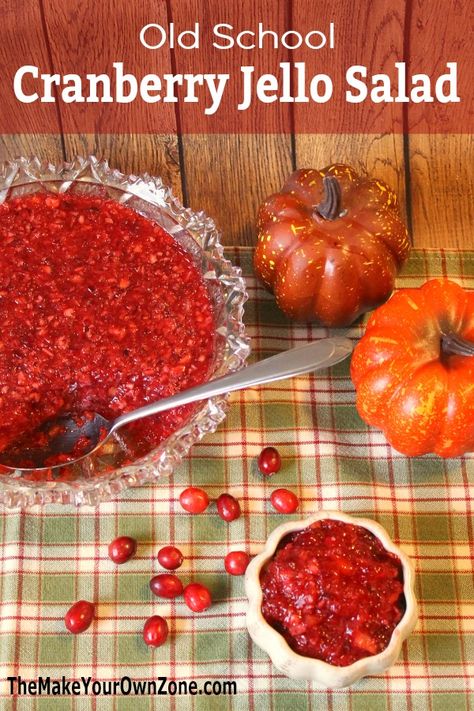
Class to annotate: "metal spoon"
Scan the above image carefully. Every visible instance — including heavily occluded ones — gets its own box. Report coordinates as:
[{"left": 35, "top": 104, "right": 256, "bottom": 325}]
[{"left": 0, "top": 336, "right": 352, "bottom": 470}]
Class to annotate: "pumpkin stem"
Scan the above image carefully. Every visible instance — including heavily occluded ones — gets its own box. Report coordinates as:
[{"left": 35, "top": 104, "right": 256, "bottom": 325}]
[
  {"left": 441, "top": 332, "right": 474, "bottom": 357},
  {"left": 314, "top": 175, "right": 345, "bottom": 221}
]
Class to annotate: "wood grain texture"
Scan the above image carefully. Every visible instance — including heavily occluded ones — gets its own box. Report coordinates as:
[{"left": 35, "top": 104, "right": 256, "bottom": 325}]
[
  {"left": 408, "top": 134, "right": 474, "bottom": 248},
  {"left": 1, "top": 0, "right": 472, "bottom": 248},
  {"left": 41, "top": 0, "right": 178, "bottom": 134},
  {"left": 0, "top": 0, "right": 63, "bottom": 140},
  {"left": 181, "top": 134, "right": 293, "bottom": 245},
  {"left": 291, "top": 0, "right": 406, "bottom": 133},
  {"left": 168, "top": 0, "right": 294, "bottom": 133},
  {"left": 405, "top": 0, "right": 472, "bottom": 135},
  {"left": 63, "top": 134, "right": 183, "bottom": 201},
  {"left": 0, "top": 134, "right": 64, "bottom": 163},
  {"left": 169, "top": 0, "right": 294, "bottom": 245},
  {"left": 405, "top": 1, "right": 473, "bottom": 248}
]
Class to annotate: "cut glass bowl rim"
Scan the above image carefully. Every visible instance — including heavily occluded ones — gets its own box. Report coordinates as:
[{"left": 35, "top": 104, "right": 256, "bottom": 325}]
[{"left": 0, "top": 155, "right": 250, "bottom": 508}]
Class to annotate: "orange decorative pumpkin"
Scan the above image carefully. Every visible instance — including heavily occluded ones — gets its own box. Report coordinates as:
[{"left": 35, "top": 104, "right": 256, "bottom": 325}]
[
  {"left": 351, "top": 279, "right": 474, "bottom": 458},
  {"left": 254, "top": 164, "right": 410, "bottom": 327}
]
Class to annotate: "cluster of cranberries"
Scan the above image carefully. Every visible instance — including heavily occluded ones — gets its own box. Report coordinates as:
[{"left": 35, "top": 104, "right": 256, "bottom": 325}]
[
  {"left": 64, "top": 447, "right": 298, "bottom": 646},
  {"left": 179, "top": 483, "right": 298, "bottom": 517},
  {"left": 179, "top": 487, "right": 245, "bottom": 520},
  {"left": 146, "top": 544, "right": 213, "bottom": 647},
  {"left": 64, "top": 539, "right": 213, "bottom": 647},
  {"left": 177, "top": 488, "right": 251, "bottom": 576},
  {"left": 178, "top": 447, "right": 298, "bottom": 517}
]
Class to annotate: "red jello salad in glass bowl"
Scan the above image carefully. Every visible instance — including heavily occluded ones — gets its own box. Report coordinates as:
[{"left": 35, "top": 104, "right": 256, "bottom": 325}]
[
  {"left": 245, "top": 511, "right": 417, "bottom": 688},
  {"left": 0, "top": 156, "right": 249, "bottom": 507}
]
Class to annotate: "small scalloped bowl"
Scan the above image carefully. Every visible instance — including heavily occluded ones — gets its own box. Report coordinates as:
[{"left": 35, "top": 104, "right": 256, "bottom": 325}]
[{"left": 245, "top": 510, "right": 418, "bottom": 688}]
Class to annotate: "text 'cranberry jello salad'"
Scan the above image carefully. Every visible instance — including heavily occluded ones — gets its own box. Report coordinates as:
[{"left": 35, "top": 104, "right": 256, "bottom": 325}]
[
  {"left": 260, "top": 519, "right": 406, "bottom": 667},
  {"left": 0, "top": 192, "right": 216, "bottom": 467}
]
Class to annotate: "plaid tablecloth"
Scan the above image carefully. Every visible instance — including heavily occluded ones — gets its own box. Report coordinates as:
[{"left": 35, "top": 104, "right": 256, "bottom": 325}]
[{"left": 0, "top": 248, "right": 473, "bottom": 710}]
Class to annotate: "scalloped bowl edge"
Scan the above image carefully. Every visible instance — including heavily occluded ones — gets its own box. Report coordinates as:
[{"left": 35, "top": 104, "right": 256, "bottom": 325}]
[{"left": 245, "top": 510, "right": 418, "bottom": 688}]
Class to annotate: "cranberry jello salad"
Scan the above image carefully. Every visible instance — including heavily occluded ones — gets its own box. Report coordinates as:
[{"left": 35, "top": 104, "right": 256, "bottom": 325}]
[
  {"left": 0, "top": 192, "right": 216, "bottom": 466},
  {"left": 260, "top": 518, "right": 406, "bottom": 666},
  {"left": 246, "top": 512, "right": 417, "bottom": 685}
]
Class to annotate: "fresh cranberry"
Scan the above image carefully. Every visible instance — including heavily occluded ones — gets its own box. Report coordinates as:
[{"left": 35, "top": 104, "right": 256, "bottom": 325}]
[
  {"left": 143, "top": 615, "right": 169, "bottom": 648},
  {"left": 108, "top": 536, "right": 137, "bottom": 564},
  {"left": 179, "top": 487, "right": 209, "bottom": 514},
  {"left": 258, "top": 447, "right": 282, "bottom": 476},
  {"left": 183, "top": 583, "right": 212, "bottom": 612},
  {"left": 157, "top": 545, "right": 184, "bottom": 570},
  {"left": 216, "top": 493, "right": 241, "bottom": 522},
  {"left": 150, "top": 574, "right": 184, "bottom": 599},
  {"left": 270, "top": 489, "right": 299, "bottom": 514},
  {"left": 224, "top": 551, "right": 250, "bottom": 576},
  {"left": 261, "top": 519, "right": 405, "bottom": 666},
  {"left": 64, "top": 600, "right": 95, "bottom": 634}
]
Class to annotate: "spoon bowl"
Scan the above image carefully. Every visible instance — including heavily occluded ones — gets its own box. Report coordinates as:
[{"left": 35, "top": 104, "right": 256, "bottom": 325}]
[
  {"left": 0, "top": 412, "right": 111, "bottom": 469},
  {"left": 0, "top": 337, "right": 353, "bottom": 471}
]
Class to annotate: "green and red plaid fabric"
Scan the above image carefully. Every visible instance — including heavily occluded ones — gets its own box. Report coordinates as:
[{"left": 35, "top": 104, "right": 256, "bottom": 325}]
[{"left": 0, "top": 248, "right": 473, "bottom": 710}]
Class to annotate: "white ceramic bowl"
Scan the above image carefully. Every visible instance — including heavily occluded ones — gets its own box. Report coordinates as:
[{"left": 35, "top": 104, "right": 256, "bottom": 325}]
[{"left": 245, "top": 510, "right": 417, "bottom": 688}]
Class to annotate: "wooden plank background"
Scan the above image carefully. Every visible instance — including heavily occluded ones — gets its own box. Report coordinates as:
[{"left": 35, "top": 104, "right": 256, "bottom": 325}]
[{"left": 0, "top": 0, "right": 473, "bottom": 249}]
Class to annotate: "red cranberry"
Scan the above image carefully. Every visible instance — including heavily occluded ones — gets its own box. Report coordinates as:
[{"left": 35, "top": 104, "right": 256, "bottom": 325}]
[
  {"left": 258, "top": 447, "right": 282, "bottom": 476},
  {"left": 216, "top": 493, "right": 241, "bottom": 522},
  {"left": 179, "top": 487, "right": 209, "bottom": 514},
  {"left": 143, "top": 615, "right": 169, "bottom": 648},
  {"left": 270, "top": 488, "right": 299, "bottom": 514},
  {"left": 224, "top": 551, "right": 250, "bottom": 576},
  {"left": 183, "top": 583, "right": 212, "bottom": 612},
  {"left": 64, "top": 600, "right": 95, "bottom": 634},
  {"left": 157, "top": 545, "right": 183, "bottom": 570},
  {"left": 150, "top": 574, "right": 184, "bottom": 599},
  {"left": 108, "top": 536, "right": 137, "bottom": 564}
]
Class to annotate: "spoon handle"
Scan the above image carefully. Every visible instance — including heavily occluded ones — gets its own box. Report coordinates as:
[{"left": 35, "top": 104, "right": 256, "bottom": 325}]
[{"left": 111, "top": 336, "right": 353, "bottom": 434}]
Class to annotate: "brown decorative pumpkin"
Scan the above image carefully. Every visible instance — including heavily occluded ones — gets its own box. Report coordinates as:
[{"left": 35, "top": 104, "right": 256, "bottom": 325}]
[
  {"left": 351, "top": 279, "right": 474, "bottom": 458},
  {"left": 254, "top": 164, "right": 410, "bottom": 327}
]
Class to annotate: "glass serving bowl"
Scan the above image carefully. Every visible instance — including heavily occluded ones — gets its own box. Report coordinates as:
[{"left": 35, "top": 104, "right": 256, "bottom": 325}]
[{"left": 0, "top": 156, "right": 250, "bottom": 507}]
